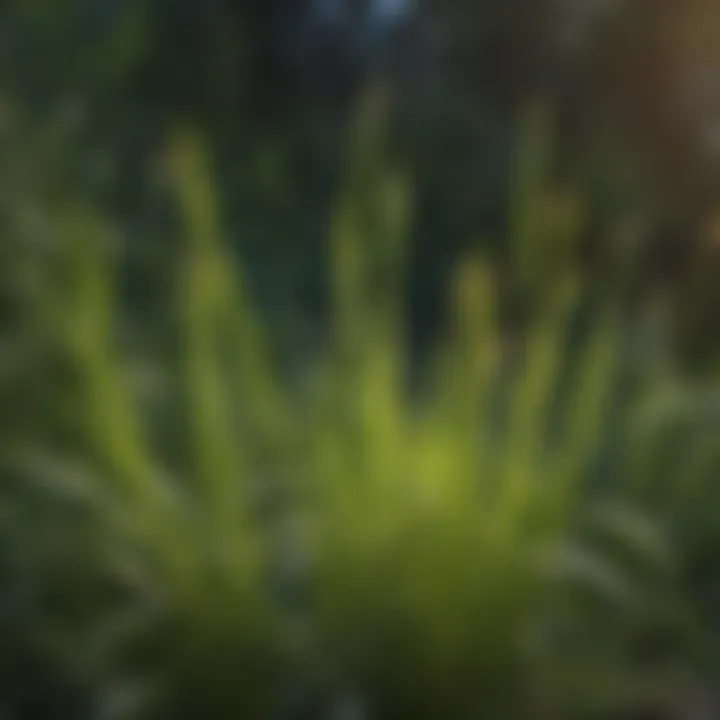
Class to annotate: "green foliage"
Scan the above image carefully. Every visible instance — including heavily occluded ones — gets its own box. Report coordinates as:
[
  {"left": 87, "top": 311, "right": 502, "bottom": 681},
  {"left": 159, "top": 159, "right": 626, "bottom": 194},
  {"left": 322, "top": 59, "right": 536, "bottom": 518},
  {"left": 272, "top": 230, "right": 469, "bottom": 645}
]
[{"left": 0, "top": 106, "right": 717, "bottom": 720}]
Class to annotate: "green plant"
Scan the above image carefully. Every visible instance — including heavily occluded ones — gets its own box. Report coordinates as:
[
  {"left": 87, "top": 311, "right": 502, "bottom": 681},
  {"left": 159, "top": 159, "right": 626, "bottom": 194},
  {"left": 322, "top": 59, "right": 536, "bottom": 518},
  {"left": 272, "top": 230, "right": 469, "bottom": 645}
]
[
  {"left": 298, "top": 100, "right": 695, "bottom": 719},
  {"left": 3, "top": 134, "right": 297, "bottom": 719},
  {"left": 0, "top": 102, "right": 713, "bottom": 720}
]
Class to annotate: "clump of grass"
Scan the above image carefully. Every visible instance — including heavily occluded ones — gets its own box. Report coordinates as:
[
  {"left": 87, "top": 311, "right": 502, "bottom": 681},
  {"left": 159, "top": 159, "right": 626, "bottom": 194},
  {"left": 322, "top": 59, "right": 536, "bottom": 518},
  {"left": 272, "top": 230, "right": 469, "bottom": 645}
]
[
  {"left": 2, "top": 98, "right": 711, "bottom": 719},
  {"left": 12, "top": 134, "right": 297, "bottom": 719},
  {"left": 300, "top": 98, "right": 686, "bottom": 719}
]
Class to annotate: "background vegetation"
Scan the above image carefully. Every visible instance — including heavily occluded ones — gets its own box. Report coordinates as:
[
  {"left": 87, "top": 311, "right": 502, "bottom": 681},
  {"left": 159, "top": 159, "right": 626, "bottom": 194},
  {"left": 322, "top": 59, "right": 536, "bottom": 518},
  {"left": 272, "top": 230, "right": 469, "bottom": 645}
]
[{"left": 2, "top": 1, "right": 720, "bottom": 717}]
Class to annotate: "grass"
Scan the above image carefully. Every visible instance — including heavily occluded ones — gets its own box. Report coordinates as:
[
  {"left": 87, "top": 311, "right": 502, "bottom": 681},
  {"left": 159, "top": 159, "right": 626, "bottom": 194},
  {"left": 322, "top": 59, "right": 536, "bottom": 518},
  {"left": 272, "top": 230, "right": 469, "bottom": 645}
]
[{"left": 0, "top": 100, "right": 717, "bottom": 718}]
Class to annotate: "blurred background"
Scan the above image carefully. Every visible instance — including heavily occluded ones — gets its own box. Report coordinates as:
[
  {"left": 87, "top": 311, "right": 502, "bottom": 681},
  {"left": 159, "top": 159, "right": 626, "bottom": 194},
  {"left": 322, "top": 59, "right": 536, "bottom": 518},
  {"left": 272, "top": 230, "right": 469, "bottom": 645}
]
[{"left": 2, "top": 1, "right": 720, "bottom": 718}]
